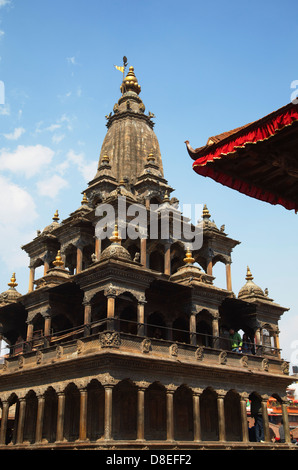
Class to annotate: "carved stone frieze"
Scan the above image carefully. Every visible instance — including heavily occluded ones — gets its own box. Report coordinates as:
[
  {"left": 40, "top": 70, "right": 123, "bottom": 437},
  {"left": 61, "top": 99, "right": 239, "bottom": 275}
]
[
  {"left": 195, "top": 346, "right": 204, "bottom": 361},
  {"left": 99, "top": 331, "right": 121, "bottom": 348},
  {"left": 219, "top": 351, "right": 227, "bottom": 365},
  {"left": 169, "top": 343, "right": 178, "bottom": 357},
  {"left": 141, "top": 338, "right": 151, "bottom": 353}
]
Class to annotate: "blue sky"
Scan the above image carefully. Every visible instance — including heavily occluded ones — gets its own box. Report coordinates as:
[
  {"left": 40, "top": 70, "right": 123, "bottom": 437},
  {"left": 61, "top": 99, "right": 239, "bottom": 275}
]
[{"left": 0, "top": 0, "right": 297, "bottom": 367}]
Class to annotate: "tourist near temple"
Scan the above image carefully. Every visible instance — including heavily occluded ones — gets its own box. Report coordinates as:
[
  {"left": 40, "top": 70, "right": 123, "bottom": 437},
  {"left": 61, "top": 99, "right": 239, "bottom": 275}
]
[{"left": 0, "top": 62, "right": 295, "bottom": 449}]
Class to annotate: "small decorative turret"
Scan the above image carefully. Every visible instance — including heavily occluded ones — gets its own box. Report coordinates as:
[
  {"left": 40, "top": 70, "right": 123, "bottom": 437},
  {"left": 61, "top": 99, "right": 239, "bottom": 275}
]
[
  {"left": 0, "top": 273, "right": 22, "bottom": 306},
  {"left": 238, "top": 266, "right": 265, "bottom": 300}
]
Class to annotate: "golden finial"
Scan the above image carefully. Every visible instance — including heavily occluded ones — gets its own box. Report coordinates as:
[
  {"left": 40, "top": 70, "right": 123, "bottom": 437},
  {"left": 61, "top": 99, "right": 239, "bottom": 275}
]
[
  {"left": 246, "top": 266, "right": 254, "bottom": 281},
  {"left": 53, "top": 210, "right": 59, "bottom": 222},
  {"left": 163, "top": 190, "right": 170, "bottom": 202},
  {"left": 120, "top": 66, "right": 141, "bottom": 95},
  {"left": 184, "top": 249, "right": 195, "bottom": 265},
  {"left": 202, "top": 204, "right": 211, "bottom": 219},
  {"left": 53, "top": 251, "right": 64, "bottom": 268},
  {"left": 102, "top": 155, "right": 110, "bottom": 164},
  {"left": 81, "top": 193, "right": 88, "bottom": 205},
  {"left": 8, "top": 273, "right": 18, "bottom": 289},
  {"left": 147, "top": 152, "right": 156, "bottom": 163},
  {"left": 110, "top": 224, "right": 122, "bottom": 244}
]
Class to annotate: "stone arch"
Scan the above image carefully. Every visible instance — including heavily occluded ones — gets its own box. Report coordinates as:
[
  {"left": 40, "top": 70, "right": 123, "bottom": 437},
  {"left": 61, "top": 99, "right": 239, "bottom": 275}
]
[
  {"left": 200, "top": 387, "right": 219, "bottom": 441},
  {"left": 174, "top": 385, "right": 194, "bottom": 441},
  {"left": 63, "top": 383, "right": 80, "bottom": 442},
  {"left": 42, "top": 386, "right": 58, "bottom": 444},
  {"left": 196, "top": 309, "right": 213, "bottom": 347},
  {"left": 87, "top": 379, "right": 105, "bottom": 441},
  {"left": 172, "top": 316, "right": 189, "bottom": 344},
  {"left": 117, "top": 292, "right": 138, "bottom": 335},
  {"left": 112, "top": 379, "right": 138, "bottom": 440},
  {"left": 63, "top": 243, "right": 77, "bottom": 274},
  {"left": 144, "top": 382, "right": 167, "bottom": 440},
  {"left": 148, "top": 242, "right": 164, "bottom": 272},
  {"left": 23, "top": 390, "right": 38, "bottom": 444},
  {"left": 170, "top": 241, "right": 185, "bottom": 275},
  {"left": 224, "top": 389, "right": 242, "bottom": 441},
  {"left": 147, "top": 311, "right": 167, "bottom": 339},
  {"left": 4, "top": 393, "right": 18, "bottom": 445}
]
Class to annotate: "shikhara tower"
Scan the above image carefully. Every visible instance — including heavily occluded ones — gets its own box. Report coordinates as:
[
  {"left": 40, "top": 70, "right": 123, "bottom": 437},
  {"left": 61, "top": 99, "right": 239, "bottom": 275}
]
[{"left": 0, "top": 65, "right": 294, "bottom": 449}]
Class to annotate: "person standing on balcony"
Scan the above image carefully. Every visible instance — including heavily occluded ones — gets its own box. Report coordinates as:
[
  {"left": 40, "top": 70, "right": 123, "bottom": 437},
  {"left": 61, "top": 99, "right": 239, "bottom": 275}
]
[{"left": 229, "top": 328, "right": 242, "bottom": 353}]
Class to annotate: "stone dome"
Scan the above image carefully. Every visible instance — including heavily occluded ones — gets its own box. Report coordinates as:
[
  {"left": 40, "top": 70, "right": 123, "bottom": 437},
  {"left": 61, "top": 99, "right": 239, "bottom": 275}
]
[
  {"left": 0, "top": 274, "right": 22, "bottom": 306},
  {"left": 100, "top": 226, "right": 131, "bottom": 262},
  {"left": 238, "top": 267, "right": 265, "bottom": 299},
  {"left": 42, "top": 210, "right": 60, "bottom": 234}
]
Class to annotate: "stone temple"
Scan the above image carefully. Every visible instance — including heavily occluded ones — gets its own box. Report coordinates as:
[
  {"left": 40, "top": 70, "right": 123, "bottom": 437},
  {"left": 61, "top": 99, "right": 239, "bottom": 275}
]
[{"left": 0, "top": 65, "right": 294, "bottom": 449}]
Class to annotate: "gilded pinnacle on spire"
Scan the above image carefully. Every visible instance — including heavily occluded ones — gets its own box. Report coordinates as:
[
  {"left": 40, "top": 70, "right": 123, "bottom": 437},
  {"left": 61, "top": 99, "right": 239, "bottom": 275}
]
[
  {"left": 147, "top": 152, "right": 156, "bottom": 163},
  {"left": 120, "top": 66, "right": 141, "bottom": 95},
  {"left": 202, "top": 204, "right": 211, "bottom": 219},
  {"left": 8, "top": 273, "right": 18, "bottom": 289},
  {"left": 110, "top": 224, "right": 122, "bottom": 244},
  {"left": 183, "top": 249, "right": 195, "bottom": 265},
  {"left": 53, "top": 250, "right": 64, "bottom": 268},
  {"left": 246, "top": 266, "right": 254, "bottom": 281},
  {"left": 53, "top": 210, "right": 59, "bottom": 222},
  {"left": 81, "top": 193, "right": 88, "bottom": 205}
]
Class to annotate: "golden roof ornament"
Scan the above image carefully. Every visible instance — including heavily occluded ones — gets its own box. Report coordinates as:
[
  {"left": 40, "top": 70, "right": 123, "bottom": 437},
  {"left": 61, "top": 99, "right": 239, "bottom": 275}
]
[
  {"left": 8, "top": 273, "right": 18, "bottom": 289},
  {"left": 81, "top": 193, "right": 88, "bottom": 205},
  {"left": 202, "top": 204, "right": 211, "bottom": 219},
  {"left": 53, "top": 251, "right": 64, "bottom": 268},
  {"left": 110, "top": 224, "right": 122, "bottom": 244},
  {"left": 246, "top": 266, "right": 254, "bottom": 281},
  {"left": 163, "top": 190, "right": 170, "bottom": 202},
  {"left": 120, "top": 66, "right": 141, "bottom": 95},
  {"left": 147, "top": 152, "right": 156, "bottom": 163},
  {"left": 53, "top": 210, "right": 60, "bottom": 222},
  {"left": 183, "top": 249, "right": 195, "bottom": 265}
]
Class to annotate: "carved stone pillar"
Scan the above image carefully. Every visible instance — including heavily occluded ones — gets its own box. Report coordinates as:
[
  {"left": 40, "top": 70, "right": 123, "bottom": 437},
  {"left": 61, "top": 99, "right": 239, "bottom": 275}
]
[
  {"left": 164, "top": 243, "right": 171, "bottom": 276},
  {"left": 83, "top": 301, "right": 92, "bottom": 336},
  {"left": 212, "top": 315, "right": 219, "bottom": 348},
  {"left": 104, "top": 385, "right": 113, "bottom": 440},
  {"left": 137, "top": 300, "right": 146, "bottom": 336},
  {"left": 140, "top": 238, "right": 147, "bottom": 268},
  {"left": 35, "top": 393, "right": 45, "bottom": 444},
  {"left": 225, "top": 263, "right": 232, "bottom": 291},
  {"left": 137, "top": 384, "right": 147, "bottom": 440},
  {"left": 240, "top": 394, "right": 249, "bottom": 443},
  {"left": 56, "top": 391, "right": 65, "bottom": 442},
  {"left": 274, "top": 329, "right": 281, "bottom": 359},
  {"left": 189, "top": 313, "right": 196, "bottom": 346},
  {"left": 28, "top": 266, "right": 35, "bottom": 293},
  {"left": 26, "top": 322, "right": 34, "bottom": 342},
  {"left": 281, "top": 399, "right": 291, "bottom": 444},
  {"left": 193, "top": 389, "right": 202, "bottom": 442},
  {"left": 261, "top": 397, "right": 270, "bottom": 442},
  {"left": 217, "top": 392, "right": 226, "bottom": 442},
  {"left": 16, "top": 397, "right": 26, "bottom": 445},
  {"left": 44, "top": 315, "right": 51, "bottom": 337},
  {"left": 207, "top": 257, "right": 213, "bottom": 276},
  {"left": 0, "top": 400, "right": 9, "bottom": 445},
  {"left": 95, "top": 237, "right": 101, "bottom": 261},
  {"left": 166, "top": 386, "right": 175, "bottom": 441},
  {"left": 79, "top": 387, "right": 88, "bottom": 441},
  {"left": 76, "top": 245, "right": 83, "bottom": 274}
]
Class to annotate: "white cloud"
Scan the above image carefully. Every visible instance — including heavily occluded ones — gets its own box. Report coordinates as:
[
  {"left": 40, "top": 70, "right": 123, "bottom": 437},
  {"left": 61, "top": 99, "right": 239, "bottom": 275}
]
[
  {"left": 52, "top": 134, "right": 65, "bottom": 144},
  {"left": 0, "top": 144, "right": 54, "bottom": 178},
  {"left": 36, "top": 174, "right": 68, "bottom": 198},
  {"left": 0, "top": 174, "right": 37, "bottom": 271},
  {"left": 58, "top": 149, "right": 97, "bottom": 183},
  {"left": 3, "top": 127, "right": 25, "bottom": 140},
  {"left": 0, "top": 0, "right": 11, "bottom": 7},
  {"left": 67, "top": 56, "right": 77, "bottom": 65},
  {"left": 0, "top": 104, "right": 10, "bottom": 115}
]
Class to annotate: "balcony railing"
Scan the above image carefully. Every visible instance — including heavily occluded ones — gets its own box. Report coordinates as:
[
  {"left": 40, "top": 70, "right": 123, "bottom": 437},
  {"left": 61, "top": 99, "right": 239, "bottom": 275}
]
[{"left": 1, "top": 318, "right": 282, "bottom": 366}]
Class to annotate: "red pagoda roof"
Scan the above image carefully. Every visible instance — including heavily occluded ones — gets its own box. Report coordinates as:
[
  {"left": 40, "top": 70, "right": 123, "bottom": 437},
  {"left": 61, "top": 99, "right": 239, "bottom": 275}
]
[{"left": 186, "top": 102, "right": 298, "bottom": 212}]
